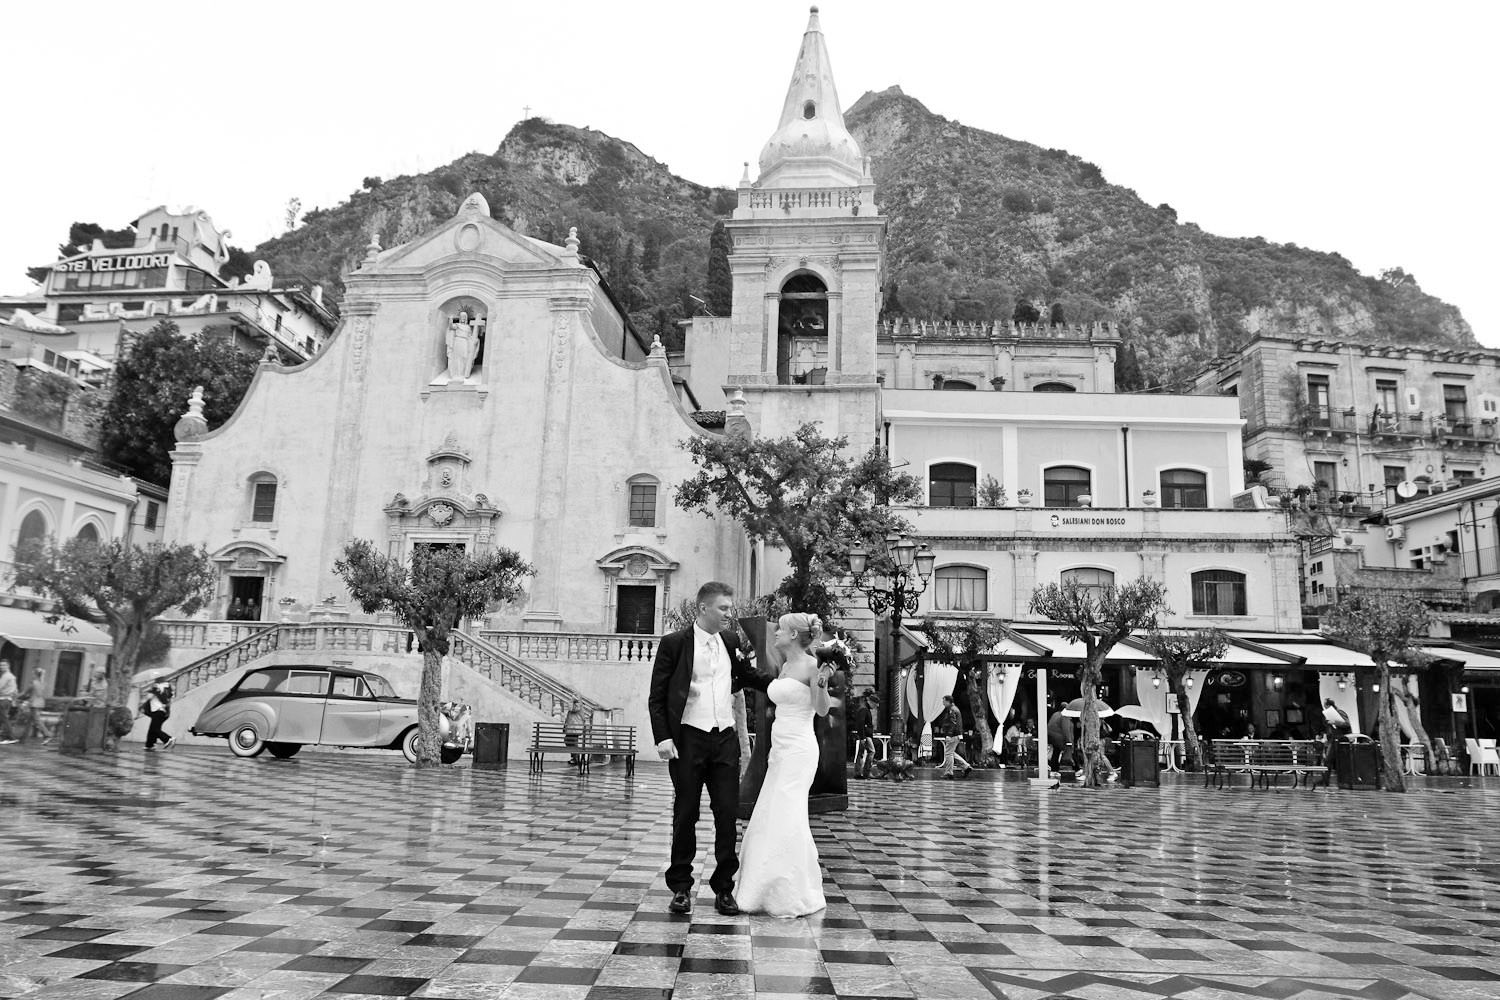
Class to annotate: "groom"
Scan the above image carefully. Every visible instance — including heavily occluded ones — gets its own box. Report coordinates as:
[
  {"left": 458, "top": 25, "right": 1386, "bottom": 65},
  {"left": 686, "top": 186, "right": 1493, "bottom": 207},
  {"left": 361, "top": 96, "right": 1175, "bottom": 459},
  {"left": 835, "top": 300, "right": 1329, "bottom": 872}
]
[{"left": 648, "top": 581, "right": 769, "bottom": 915}]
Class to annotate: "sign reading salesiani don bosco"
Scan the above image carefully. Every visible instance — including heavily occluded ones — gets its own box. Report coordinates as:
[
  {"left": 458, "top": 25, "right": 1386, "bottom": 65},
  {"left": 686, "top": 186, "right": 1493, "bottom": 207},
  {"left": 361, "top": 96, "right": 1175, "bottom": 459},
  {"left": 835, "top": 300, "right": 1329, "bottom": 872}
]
[{"left": 1048, "top": 513, "right": 1130, "bottom": 528}]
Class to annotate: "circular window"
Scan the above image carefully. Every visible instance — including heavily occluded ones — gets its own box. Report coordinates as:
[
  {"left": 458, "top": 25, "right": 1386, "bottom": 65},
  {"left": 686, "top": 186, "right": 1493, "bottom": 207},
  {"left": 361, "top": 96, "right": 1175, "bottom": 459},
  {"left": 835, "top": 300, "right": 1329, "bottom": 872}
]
[{"left": 803, "top": 101, "right": 816, "bottom": 120}]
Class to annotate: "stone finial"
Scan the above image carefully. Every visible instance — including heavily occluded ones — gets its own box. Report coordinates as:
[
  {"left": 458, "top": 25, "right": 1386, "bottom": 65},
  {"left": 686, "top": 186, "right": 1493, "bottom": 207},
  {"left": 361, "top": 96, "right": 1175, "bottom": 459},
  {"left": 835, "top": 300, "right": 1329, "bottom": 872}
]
[
  {"left": 650, "top": 334, "right": 665, "bottom": 357},
  {"left": 173, "top": 386, "right": 209, "bottom": 442},
  {"left": 740, "top": 161, "right": 751, "bottom": 186},
  {"left": 564, "top": 226, "right": 580, "bottom": 258},
  {"left": 459, "top": 192, "right": 490, "bottom": 216},
  {"left": 725, "top": 388, "right": 752, "bottom": 441},
  {"left": 363, "top": 231, "right": 382, "bottom": 267}
]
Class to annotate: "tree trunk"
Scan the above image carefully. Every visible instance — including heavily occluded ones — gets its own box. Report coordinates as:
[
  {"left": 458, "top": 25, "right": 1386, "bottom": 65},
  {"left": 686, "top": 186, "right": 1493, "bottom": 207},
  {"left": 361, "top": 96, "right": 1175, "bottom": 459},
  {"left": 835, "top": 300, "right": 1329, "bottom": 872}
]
[
  {"left": 416, "top": 646, "right": 444, "bottom": 767},
  {"left": 1079, "top": 659, "right": 1106, "bottom": 788},
  {"left": 1175, "top": 685, "right": 1203, "bottom": 771},
  {"left": 107, "top": 623, "right": 145, "bottom": 709},
  {"left": 967, "top": 661, "right": 993, "bottom": 765},
  {"left": 1393, "top": 673, "right": 1438, "bottom": 776},
  {"left": 1376, "top": 660, "right": 1405, "bottom": 792}
]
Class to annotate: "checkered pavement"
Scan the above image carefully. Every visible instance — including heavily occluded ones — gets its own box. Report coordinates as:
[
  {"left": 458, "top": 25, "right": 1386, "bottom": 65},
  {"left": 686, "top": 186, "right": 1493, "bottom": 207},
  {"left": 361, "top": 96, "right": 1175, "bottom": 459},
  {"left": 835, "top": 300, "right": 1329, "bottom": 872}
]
[{"left": 2, "top": 744, "right": 1498, "bottom": 999}]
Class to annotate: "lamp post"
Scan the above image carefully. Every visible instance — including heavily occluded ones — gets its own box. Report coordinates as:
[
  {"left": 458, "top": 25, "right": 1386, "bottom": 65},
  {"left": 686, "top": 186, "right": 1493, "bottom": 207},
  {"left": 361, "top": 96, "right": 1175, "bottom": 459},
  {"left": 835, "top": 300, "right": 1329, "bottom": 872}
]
[{"left": 847, "top": 532, "right": 936, "bottom": 756}]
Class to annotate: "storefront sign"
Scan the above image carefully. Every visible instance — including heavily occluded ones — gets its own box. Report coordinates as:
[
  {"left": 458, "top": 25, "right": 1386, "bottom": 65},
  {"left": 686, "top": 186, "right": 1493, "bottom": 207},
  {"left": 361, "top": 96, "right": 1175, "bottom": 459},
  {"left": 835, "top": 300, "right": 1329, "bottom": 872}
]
[
  {"left": 54, "top": 253, "right": 171, "bottom": 273},
  {"left": 1047, "top": 513, "right": 1130, "bottom": 528},
  {"left": 1214, "top": 670, "right": 1247, "bottom": 688}
]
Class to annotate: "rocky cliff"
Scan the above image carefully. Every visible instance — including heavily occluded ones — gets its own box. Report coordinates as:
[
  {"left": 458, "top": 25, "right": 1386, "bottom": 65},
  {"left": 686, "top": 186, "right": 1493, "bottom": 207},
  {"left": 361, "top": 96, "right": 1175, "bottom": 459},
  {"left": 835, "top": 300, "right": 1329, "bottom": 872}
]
[{"left": 251, "top": 94, "right": 1473, "bottom": 385}]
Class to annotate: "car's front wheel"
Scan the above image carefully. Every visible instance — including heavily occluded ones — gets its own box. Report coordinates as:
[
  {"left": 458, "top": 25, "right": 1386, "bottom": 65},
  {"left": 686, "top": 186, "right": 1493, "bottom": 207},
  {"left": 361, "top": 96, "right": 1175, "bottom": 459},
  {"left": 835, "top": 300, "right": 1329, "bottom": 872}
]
[
  {"left": 229, "top": 722, "right": 266, "bottom": 758},
  {"left": 266, "top": 742, "right": 301, "bottom": 759},
  {"left": 401, "top": 727, "right": 422, "bottom": 764}
]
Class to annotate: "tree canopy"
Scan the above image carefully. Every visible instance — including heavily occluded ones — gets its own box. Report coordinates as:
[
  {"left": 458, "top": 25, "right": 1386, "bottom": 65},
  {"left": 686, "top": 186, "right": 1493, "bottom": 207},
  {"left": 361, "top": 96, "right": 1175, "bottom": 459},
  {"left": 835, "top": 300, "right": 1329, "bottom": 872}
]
[
  {"left": 100, "top": 320, "right": 260, "bottom": 485},
  {"left": 11, "top": 538, "right": 215, "bottom": 708},
  {"left": 675, "top": 422, "right": 921, "bottom": 623},
  {"left": 1139, "top": 628, "right": 1227, "bottom": 770}
]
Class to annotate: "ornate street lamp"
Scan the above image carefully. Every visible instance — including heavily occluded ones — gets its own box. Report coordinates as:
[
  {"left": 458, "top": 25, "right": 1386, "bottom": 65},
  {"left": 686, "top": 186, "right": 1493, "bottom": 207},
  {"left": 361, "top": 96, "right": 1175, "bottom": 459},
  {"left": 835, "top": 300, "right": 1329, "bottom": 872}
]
[{"left": 847, "top": 532, "right": 935, "bottom": 763}]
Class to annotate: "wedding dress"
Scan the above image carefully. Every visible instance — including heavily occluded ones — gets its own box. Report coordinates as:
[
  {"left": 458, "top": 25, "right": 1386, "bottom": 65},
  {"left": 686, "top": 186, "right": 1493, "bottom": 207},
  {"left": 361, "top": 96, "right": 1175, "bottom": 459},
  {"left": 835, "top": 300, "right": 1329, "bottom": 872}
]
[{"left": 737, "top": 676, "right": 826, "bottom": 917}]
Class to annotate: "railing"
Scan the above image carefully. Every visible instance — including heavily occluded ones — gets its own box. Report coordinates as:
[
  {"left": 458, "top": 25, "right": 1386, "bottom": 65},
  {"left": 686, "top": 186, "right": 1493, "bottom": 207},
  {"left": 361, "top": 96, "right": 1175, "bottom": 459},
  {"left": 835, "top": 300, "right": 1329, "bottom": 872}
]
[
  {"left": 877, "top": 319, "right": 1114, "bottom": 342},
  {"left": 449, "top": 631, "right": 609, "bottom": 721},
  {"left": 160, "top": 620, "right": 275, "bottom": 650},
  {"left": 479, "top": 630, "right": 660, "bottom": 664},
  {"left": 739, "top": 187, "right": 863, "bottom": 211}
]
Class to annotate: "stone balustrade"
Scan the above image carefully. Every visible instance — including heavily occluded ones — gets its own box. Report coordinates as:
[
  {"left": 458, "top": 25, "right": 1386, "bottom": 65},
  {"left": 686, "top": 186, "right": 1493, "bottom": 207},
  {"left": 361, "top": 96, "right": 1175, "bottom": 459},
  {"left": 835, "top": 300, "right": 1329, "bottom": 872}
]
[{"left": 478, "top": 630, "right": 661, "bottom": 664}]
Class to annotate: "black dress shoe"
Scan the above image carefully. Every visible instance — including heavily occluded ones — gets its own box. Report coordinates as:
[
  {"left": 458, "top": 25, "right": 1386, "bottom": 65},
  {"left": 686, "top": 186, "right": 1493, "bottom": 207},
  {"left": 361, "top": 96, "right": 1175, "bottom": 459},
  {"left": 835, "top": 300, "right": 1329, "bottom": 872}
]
[
  {"left": 714, "top": 891, "right": 740, "bottom": 916},
  {"left": 668, "top": 891, "right": 691, "bottom": 914}
]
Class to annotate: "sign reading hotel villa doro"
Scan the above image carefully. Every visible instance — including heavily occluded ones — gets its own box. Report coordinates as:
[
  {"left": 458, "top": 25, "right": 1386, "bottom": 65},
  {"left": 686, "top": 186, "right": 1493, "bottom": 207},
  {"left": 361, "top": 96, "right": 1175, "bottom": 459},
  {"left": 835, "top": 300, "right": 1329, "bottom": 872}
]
[{"left": 54, "top": 253, "right": 171, "bottom": 273}]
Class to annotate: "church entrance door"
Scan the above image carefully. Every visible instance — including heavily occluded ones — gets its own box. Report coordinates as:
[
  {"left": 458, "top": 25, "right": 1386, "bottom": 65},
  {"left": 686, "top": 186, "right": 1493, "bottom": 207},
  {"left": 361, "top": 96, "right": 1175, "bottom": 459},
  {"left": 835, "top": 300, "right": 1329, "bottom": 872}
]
[
  {"left": 229, "top": 576, "right": 264, "bottom": 622},
  {"left": 616, "top": 585, "right": 656, "bottom": 635}
]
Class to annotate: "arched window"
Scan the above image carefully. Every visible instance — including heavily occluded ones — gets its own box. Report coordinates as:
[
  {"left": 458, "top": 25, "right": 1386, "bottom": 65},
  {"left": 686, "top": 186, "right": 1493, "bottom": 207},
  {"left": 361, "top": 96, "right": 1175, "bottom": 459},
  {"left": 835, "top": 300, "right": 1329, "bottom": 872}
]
[
  {"left": 1044, "top": 466, "right": 1091, "bottom": 507},
  {"left": 1160, "top": 469, "right": 1208, "bottom": 509},
  {"left": 17, "top": 509, "right": 48, "bottom": 554},
  {"left": 627, "top": 474, "right": 660, "bottom": 528},
  {"left": 1192, "top": 570, "right": 1247, "bottom": 616},
  {"left": 75, "top": 522, "right": 101, "bottom": 547},
  {"left": 778, "top": 273, "right": 828, "bottom": 385},
  {"left": 249, "top": 474, "right": 278, "bottom": 523},
  {"left": 940, "top": 379, "right": 976, "bottom": 391},
  {"left": 1033, "top": 381, "right": 1076, "bottom": 392},
  {"left": 1061, "top": 567, "right": 1115, "bottom": 599},
  {"left": 929, "top": 463, "right": 977, "bottom": 507},
  {"left": 934, "top": 566, "right": 987, "bottom": 612}
]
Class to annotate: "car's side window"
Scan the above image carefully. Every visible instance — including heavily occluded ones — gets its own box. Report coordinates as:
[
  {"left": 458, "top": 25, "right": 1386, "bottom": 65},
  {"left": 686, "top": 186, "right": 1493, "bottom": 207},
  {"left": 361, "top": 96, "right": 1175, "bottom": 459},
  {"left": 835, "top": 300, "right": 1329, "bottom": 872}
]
[
  {"left": 237, "top": 669, "right": 285, "bottom": 692},
  {"left": 285, "top": 670, "right": 330, "bottom": 696},
  {"left": 330, "top": 675, "right": 372, "bottom": 698}
]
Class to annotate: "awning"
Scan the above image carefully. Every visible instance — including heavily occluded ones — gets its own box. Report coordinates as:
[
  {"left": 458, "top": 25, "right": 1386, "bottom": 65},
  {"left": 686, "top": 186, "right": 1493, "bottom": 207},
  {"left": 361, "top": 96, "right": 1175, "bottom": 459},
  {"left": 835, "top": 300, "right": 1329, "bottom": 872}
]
[
  {"left": 1423, "top": 645, "right": 1500, "bottom": 673},
  {"left": 1242, "top": 638, "right": 1376, "bottom": 669},
  {"left": 0, "top": 606, "right": 112, "bottom": 650}
]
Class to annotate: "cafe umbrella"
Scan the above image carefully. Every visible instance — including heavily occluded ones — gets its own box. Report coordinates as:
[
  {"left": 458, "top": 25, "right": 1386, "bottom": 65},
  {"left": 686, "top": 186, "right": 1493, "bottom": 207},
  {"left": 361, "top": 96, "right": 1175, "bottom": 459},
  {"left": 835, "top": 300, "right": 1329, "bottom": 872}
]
[{"left": 1062, "top": 697, "right": 1115, "bottom": 719}]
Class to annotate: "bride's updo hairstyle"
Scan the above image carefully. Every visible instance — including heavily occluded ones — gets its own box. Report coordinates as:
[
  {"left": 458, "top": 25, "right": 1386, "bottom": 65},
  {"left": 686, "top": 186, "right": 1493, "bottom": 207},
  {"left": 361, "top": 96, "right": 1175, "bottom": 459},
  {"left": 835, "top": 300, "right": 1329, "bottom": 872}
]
[{"left": 780, "top": 613, "right": 823, "bottom": 651}]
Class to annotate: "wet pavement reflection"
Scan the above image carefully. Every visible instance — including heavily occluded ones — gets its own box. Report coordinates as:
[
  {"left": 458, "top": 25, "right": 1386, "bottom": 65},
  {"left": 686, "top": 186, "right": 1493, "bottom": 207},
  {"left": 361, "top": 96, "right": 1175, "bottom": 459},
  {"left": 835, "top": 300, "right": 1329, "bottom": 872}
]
[{"left": 2, "top": 745, "right": 1498, "bottom": 999}]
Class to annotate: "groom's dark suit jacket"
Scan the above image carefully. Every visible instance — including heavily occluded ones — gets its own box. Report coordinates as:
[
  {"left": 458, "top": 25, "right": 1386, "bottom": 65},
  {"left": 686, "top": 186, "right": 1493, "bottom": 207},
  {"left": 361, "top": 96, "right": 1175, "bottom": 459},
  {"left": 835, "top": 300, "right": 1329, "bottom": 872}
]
[{"left": 648, "top": 626, "right": 769, "bottom": 746}]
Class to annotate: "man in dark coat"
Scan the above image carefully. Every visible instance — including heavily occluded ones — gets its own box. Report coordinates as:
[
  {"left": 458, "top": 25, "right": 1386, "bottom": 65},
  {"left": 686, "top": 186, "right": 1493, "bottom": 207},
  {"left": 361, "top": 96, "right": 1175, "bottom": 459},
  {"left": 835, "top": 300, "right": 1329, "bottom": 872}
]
[
  {"left": 648, "top": 581, "right": 770, "bottom": 916},
  {"left": 850, "top": 690, "right": 875, "bottom": 779}
]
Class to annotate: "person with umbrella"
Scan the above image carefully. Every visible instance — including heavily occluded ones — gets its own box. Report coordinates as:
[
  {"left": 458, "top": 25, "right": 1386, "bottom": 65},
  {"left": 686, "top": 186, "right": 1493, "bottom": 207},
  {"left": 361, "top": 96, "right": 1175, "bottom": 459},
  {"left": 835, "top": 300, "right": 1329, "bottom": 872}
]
[{"left": 1062, "top": 697, "right": 1119, "bottom": 782}]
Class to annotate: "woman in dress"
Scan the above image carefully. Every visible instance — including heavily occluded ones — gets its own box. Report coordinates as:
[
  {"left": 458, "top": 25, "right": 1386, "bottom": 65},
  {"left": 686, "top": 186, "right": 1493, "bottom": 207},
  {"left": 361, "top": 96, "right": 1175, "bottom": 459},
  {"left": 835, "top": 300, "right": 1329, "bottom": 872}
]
[{"left": 737, "top": 613, "right": 833, "bottom": 917}]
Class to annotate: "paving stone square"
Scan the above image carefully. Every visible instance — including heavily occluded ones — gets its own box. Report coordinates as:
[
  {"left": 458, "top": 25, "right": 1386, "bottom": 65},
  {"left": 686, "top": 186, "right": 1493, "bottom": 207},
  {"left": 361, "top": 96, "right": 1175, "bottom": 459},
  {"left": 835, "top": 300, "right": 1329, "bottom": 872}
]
[{"left": 2, "top": 747, "right": 1498, "bottom": 1000}]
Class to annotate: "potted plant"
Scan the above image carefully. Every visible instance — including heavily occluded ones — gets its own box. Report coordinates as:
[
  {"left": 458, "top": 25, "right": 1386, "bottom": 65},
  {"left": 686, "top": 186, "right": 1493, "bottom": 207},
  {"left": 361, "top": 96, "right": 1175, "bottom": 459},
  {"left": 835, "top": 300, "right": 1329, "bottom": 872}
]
[
  {"left": 1017, "top": 488, "right": 1034, "bottom": 506},
  {"left": 1142, "top": 489, "right": 1159, "bottom": 507},
  {"left": 1077, "top": 494, "right": 1093, "bottom": 507},
  {"left": 979, "top": 475, "right": 1006, "bottom": 507}
]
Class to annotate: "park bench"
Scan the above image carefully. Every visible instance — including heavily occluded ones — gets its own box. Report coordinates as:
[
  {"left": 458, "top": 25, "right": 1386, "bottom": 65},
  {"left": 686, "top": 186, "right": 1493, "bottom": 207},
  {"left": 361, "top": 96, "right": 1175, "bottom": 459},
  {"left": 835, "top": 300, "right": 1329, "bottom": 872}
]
[
  {"left": 1206, "top": 739, "right": 1328, "bottom": 790},
  {"left": 528, "top": 722, "right": 637, "bottom": 777}
]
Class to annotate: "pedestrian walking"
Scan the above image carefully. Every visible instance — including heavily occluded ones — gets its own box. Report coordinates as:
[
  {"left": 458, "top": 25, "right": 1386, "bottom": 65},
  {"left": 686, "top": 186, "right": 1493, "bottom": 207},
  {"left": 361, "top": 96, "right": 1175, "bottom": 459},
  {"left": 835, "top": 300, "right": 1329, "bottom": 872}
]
[
  {"left": 141, "top": 682, "right": 175, "bottom": 751},
  {"left": 851, "top": 689, "right": 875, "bottom": 779},
  {"left": 937, "top": 695, "right": 972, "bottom": 779},
  {"left": 20, "top": 674, "right": 53, "bottom": 743},
  {"left": 0, "top": 660, "right": 18, "bottom": 744}
]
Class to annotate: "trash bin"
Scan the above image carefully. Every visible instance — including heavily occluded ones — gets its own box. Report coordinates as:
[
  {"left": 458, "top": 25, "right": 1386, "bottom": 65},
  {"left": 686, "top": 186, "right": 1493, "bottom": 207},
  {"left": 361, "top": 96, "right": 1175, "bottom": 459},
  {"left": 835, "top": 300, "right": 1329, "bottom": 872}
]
[
  {"left": 1337, "top": 739, "right": 1379, "bottom": 790},
  {"left": 1121, "top": 737, "right": 1160, "bottom": 787},
  {"left": 472, "top": 722, "right": 509, "bottom": 770},
  {"left": 59, "top": 701, "right": 109, "bottom": 754}
]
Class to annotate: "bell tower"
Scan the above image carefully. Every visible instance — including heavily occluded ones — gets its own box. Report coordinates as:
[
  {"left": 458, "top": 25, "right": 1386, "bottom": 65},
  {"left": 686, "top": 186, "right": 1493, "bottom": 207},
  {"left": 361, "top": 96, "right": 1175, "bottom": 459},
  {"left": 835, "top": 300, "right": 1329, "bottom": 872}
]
[{"left": 726, "top": 6, "right": 885, "bottom": 441}]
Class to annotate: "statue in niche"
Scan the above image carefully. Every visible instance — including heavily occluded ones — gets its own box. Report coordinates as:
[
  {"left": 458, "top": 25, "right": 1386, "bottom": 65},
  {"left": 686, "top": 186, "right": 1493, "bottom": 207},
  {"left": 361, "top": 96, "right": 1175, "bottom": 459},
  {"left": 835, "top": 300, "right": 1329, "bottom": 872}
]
[{"left": 445, "top": 309, "right": 485, "bottom": 381}]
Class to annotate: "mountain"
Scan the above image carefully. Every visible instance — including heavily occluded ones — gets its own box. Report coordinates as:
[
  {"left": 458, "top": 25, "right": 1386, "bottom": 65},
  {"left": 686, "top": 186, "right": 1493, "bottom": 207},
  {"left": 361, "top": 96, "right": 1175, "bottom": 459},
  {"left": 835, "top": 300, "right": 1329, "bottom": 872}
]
[
  {"left": 250, "top": 95, "right": 1474, "bottom": 386},
  {"left": 249, "top": 118, "right": 735, "bottom": 346}
]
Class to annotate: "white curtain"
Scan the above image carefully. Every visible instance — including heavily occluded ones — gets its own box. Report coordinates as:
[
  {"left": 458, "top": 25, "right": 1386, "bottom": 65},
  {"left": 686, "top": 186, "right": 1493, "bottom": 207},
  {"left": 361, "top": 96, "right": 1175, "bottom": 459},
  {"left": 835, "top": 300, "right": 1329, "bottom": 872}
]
[
  {"left": 989, "top": 663, "right": 1023, "bottom": 753},
  {"left": 1185, "top": 668, "right": 1210, "bottom": 719},
  {"left": 1130, "top": 667, "right": 1173, "bottom": 739},
  {"left": 1391, "top": 675, "right": 1419, "bottom": 741},
  {"left": 1318, "top": 673, "right": 1362, "bottom": 733},
  {"left": 907, "top": 664, "right": 957, "bottom": 754}
]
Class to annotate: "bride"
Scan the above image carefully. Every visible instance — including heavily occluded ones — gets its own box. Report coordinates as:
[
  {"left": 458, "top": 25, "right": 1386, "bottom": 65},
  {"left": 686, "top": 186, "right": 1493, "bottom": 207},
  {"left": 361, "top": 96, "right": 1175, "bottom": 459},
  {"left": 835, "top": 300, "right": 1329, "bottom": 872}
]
[{"left": 737, "top": 612, "right": 833, "bottom": 917}]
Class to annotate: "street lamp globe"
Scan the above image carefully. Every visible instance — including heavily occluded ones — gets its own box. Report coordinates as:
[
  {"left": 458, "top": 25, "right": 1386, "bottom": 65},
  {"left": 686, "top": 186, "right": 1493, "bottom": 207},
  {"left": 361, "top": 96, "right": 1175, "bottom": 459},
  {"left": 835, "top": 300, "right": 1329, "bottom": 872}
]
[
  {"left": 846, "top": 543, "right": 869, "bottom": 578},
  {"left": 914, "top": 544, "right": 936, "bottom": 580},
  {"left": 893, "top": 534, "right": 916, "bottom": 570}
]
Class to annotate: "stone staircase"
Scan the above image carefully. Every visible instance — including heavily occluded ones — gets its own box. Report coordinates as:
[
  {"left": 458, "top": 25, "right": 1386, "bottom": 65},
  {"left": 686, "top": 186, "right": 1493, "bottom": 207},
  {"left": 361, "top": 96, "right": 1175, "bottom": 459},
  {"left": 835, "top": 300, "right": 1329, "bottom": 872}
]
[{"left": 152, "top": 621, "right": 607, "bottom": 719}]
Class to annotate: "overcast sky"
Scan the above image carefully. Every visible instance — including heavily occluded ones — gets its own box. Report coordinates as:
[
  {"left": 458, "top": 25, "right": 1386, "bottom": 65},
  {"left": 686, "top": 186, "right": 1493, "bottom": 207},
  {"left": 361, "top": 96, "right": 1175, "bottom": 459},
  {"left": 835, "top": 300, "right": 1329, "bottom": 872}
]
[{"left": 4, "top": 1, "right": 1495, "bottom": 343}]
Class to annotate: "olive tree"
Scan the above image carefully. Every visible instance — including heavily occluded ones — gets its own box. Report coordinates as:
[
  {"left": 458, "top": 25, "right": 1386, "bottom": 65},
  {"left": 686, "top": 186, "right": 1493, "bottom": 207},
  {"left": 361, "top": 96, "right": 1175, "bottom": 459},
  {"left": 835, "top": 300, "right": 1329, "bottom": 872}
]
[
  {"left": 1030, "top": 577, "right": 1170, "bottom": 787},
  {"left": 1321, "top": 593, "right": 1433, "bottom": 793},
  {"left": 1139, "top": 628, "right": 1227, "bottom": 771},
  {"left": 11, "top": 538, "right": 215, "bottom": 709},
  {"left": 334, "top": 540, "right": 533, "bottom": 767}
]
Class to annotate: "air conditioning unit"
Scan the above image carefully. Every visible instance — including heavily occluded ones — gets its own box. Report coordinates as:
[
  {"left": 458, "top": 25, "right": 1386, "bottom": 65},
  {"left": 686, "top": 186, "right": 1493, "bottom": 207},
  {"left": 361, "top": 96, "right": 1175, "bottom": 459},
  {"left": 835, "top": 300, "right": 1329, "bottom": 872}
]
[{"left": 1385, "top": 524, "right": 1406, "bottom": 543}]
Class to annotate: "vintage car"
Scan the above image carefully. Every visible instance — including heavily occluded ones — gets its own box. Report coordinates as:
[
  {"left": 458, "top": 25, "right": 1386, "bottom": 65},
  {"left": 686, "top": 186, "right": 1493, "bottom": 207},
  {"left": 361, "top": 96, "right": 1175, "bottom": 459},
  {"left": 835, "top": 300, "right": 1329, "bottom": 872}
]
[{"left": 192, "top": 665, "right": 422, "bottom": 761}]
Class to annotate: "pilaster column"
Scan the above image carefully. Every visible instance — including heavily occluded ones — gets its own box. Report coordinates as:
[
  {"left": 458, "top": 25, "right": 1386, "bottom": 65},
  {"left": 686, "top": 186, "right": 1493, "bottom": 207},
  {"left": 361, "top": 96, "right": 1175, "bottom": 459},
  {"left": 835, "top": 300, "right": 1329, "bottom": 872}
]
[
  {"left": 763, "top": 293, "right": 780, "bottom": 377},
  {"left": 1013, "top": 548, "right": 1039, "bottom": 619},
  {"left": 826, "top": 290, "right": 843, "bottom": 374}
]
